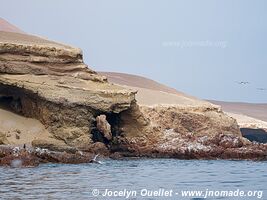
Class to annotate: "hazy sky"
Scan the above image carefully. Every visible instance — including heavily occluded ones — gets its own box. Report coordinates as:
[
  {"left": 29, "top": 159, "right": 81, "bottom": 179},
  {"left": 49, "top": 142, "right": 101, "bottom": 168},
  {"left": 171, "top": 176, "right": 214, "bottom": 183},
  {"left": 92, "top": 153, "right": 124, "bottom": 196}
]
[{"left": 1, "top": 0, "right": 266, "bottom": 103}]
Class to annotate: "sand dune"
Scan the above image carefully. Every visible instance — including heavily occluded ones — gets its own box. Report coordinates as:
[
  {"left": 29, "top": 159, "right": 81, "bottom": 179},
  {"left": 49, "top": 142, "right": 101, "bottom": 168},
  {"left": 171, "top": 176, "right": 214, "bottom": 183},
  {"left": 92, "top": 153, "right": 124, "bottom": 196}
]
[
  {"left": 99, "top": 72, "right": 201, "bottom": 105},
  {"left": 0, "top": 18, "right": 24, "bottom": 34},
  {"left": 209, "top": 100, "right": 267, "bottom": 122},
  {"left": 0, "top": 30, "right": 75, "bottom": 49},
  {"left": 99, "top": 72, "right": 180, "bottom": 95},
  {"left": 226, "top": 112, "right": 267, "bottom": 130},
  {"left": 123, "top": 85, "right": 213, "bottom": 107}
]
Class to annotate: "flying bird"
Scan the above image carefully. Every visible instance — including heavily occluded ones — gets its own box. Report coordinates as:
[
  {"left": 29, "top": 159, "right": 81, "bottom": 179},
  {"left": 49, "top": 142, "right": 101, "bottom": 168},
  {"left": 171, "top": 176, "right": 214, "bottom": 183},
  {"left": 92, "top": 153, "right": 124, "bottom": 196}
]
[
  {"left": 89, "top": 154, "right": 103, "bottom": 164},
  {"left": 236, "top": 81, "right": 250, "bottom": 85}
]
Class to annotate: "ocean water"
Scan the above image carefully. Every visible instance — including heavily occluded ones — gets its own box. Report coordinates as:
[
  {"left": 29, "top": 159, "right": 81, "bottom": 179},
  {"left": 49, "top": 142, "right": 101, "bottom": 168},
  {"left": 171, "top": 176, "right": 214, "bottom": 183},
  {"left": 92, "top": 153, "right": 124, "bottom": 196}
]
[{"left": 0, "top": 159, "right": 266, "bottom": 200}]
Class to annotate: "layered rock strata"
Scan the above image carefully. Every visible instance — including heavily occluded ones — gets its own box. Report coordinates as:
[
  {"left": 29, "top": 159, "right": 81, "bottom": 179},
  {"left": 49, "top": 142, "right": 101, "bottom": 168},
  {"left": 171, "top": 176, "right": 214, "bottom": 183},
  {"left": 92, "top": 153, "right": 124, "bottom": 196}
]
[
  {"left": 0, "top": 31, "right": 266, "bottom": 166},
  {"left": 0, "top": 31, "right": 136, "bottom": 151}
]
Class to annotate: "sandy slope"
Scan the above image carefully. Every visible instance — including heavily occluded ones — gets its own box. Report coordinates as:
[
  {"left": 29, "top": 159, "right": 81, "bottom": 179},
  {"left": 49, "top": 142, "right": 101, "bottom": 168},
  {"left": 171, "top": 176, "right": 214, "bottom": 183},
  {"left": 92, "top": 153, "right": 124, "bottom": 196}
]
[
  {"left": 226, "top": 112, "right": 267, "bottom": 130},
  {"left": 101, "top": 72, "right": 267, "bottom": 128},
  {"left": 0, "top": 108, "right": 51, "bottom": 146},
  {"left": 0, "top": 18, "right": 24, "bottom": 34},
  {"left": 209, "top": 100, "right": 267, "bottom": 122},
  {"left": 99, "top": 72, "right": 208, "bottom": 106},
  {"left": 0, "top": 21, "right": 61, "bottom": 145},
  {"left": 0, "top": 30, "right": 76, "bottom": 49},
  {"left": 123, "top": 85, "right": 213, "bottom": 107},
  {"left": 99, "top": 72, "right": 180, "bottom": 95}
]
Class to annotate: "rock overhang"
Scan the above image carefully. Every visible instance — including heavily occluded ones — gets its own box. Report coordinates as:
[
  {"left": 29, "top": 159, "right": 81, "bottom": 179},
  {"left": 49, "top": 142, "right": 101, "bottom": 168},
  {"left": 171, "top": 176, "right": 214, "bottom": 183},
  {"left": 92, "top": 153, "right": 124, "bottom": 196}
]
[
  {"left": 0, "top": 31, "right": 136, "bottom": 113},
  {"left": 0, "top": 30, "right": 266, "bottom": 162},
  {"left": 0, "top": 31, "right": 137, "bottom": 150},
  {"left": 0, "top": 74, "right": 137, "bottom": 113}
]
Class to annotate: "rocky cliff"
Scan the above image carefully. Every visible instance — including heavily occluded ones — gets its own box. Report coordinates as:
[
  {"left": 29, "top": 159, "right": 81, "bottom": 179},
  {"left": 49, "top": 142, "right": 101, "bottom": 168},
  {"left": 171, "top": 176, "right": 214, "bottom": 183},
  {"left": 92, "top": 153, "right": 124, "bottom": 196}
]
[
  {"left": 0, "top": 31, "right": 136, "bottom": 152},
  {"left": 116, "top": 105, "right": 266, "bottom": 159},
  {"left": 0, "top": 31, "right": 266, "bottom": 166},
  {"left": 98, "top": 72, "right": 267, "bottom": 159}
]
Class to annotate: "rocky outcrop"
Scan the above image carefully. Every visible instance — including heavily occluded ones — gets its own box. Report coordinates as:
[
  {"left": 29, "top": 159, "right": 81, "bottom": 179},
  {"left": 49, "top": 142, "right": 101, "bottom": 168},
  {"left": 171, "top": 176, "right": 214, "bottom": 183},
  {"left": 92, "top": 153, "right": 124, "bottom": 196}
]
[
  {"left": 100, "top": 72, "right": 267, "bottom": 159},
  {"left": 96, "top": 115, "right": 112, "bottom": 140},
  {"left": 0, "top": 131, "right": 8, "bottom": 145},
  {"left": 113, "top": 105, "right": 266, "bottom": 160},
  {"left": 0, "top": 31, "right": 266, "bottom": 164},
  {"left": 0, "top": 31, "right": 136, "bottom": 150},
  {"left": 0, "top": 145, "right": 97, "bottom": 167},
  {"left": 0, "top": 31, "right": 105, "bottom": 82}
]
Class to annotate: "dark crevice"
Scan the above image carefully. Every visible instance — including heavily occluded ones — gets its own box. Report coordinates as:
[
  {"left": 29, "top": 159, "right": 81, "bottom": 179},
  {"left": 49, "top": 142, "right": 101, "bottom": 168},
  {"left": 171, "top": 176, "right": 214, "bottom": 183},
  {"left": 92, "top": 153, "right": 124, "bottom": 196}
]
[
  {"left": 91, "top": 112, "right": 122, "bottom": 145},
  {"left": 0, "top": 95, "right": 22, "bottom": 114},
  {"left": 241, "top": 128, "right": 267, "bottom": 143},
  {"left": 106, "top": 113, "right": 122, "bottom": 137}
]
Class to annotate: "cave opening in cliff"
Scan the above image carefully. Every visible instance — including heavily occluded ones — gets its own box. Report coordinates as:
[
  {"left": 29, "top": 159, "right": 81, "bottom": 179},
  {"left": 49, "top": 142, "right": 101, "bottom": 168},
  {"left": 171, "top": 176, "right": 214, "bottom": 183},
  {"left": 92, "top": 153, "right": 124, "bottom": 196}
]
[
  {"left": 106, "top": 113, "right": 122, "bottom": 137},
  {"left": 0, "top": 95, "right": 22, "bottom": 113},
  {"left": 91, "top": 126, "right": 109, "bottom": 144},
  {"left": 91, "top": 112, "right": 122, "bottom": 145}
]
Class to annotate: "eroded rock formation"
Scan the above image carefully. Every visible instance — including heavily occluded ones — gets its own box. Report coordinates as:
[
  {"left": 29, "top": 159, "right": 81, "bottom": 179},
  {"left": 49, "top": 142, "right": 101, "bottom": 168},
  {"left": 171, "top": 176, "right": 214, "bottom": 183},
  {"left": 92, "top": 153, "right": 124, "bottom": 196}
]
[
  {"left": 115, "top": 105, "right": 266, "bottom": 160},
  {"left": 0, "top": 145, "right": 96, "bottom": 167},
  {"left": 0, "top": 131, "right": 8, "bottom": 145},
  {"left": 96, "top": 115, "right": 112, "bottom": 140},
  {"left": 0, "top": 31, "right": 136, "bottom": 151},
  {"left": 0, "top": 31, "right": 266, "bottom": 166}
]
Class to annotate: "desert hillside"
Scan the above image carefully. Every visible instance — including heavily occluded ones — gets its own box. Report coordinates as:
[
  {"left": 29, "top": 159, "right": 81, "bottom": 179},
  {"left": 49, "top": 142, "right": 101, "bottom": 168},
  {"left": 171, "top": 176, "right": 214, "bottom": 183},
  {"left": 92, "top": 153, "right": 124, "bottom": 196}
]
[
  {"left": 99, "top": 72, "right": 267, "bottom": 115},
  {"left": 99, "top": 72, "right": 211, "bottom": 107},
  {"left": 100, "top": 71, "right": 267, "bottom": 131},
  {"left": 99, "top": 72, "right": 181, "bottom": 95},
  {"left": 209, "top": 100, "right": 267, "bottom": 122},
  {"left": 0, "top": 18, "right": 24, "bottom": 33}
]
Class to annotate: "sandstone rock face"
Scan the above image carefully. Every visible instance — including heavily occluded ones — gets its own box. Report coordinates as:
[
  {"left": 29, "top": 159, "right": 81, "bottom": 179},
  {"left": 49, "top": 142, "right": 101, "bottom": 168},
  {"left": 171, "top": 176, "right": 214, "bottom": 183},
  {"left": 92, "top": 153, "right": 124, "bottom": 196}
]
[
  {"left": 115, "top": 105, "right": 266, "bottom": 160},
  {"left": 0, "top": 131, "right": 9, "bottom": 145},
  {"left": 100, "top": 72, "right": 267, "bottom": 159},
  {"left": 0, "top": 31, "right": 136, "bottom": 149},
  {"left": 96, "top": 115, "right": 112, "bottom": 140},
  {"left": 0, "top": 31, "right": 105, "bottom": 82},
  {"left": 0, "top": 31, "right": 266, "bottom": 161}
]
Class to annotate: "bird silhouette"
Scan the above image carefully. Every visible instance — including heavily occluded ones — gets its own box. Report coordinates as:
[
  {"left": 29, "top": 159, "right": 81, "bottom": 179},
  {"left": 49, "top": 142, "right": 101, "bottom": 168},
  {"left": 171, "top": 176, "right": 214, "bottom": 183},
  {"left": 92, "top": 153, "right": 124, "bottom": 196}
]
[
  {"left": 236, "top": 81, "right": 250, "bottom": 85},
  {"left": 89, "top": 154, "right": 103, "bottom": 164}
]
